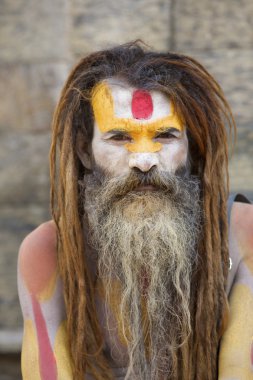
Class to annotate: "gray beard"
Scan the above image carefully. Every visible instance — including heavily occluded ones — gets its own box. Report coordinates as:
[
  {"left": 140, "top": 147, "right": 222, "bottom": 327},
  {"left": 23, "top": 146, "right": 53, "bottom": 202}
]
[{"left": 80, "top": 167, "right": 202, "bottom": 379}]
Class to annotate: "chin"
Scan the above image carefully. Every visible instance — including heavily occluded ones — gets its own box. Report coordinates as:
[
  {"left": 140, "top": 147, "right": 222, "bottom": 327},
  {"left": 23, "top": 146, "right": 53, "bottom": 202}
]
[{"left": 117, "top": 191, "right": 167, "bottom": 221}]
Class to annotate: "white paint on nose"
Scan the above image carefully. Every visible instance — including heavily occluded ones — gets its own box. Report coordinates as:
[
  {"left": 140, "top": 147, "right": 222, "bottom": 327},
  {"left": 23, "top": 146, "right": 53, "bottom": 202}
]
[{"left": 129, "top": 153, "right": 159, "bottom": 172}]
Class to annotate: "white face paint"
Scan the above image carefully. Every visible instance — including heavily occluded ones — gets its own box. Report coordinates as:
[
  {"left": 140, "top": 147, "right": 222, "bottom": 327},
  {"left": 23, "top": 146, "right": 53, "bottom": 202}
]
[{"left": 91, "top": 80, "right": 189, "bottom": 178}]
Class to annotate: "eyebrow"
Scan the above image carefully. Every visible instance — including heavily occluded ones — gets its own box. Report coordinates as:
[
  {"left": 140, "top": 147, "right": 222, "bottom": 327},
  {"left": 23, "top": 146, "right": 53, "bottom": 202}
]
[
  {"left": 156, "top": 127, "right": 181, "bottom": 133},
  {"left": 154, "top": 127, "right": 182, "bottom": 137},
  {"left": 105, "top": 127, "right": 181, "bottom": 134},
  {"left": 105, "top": 129, "right": 129, "bottom": 135}
]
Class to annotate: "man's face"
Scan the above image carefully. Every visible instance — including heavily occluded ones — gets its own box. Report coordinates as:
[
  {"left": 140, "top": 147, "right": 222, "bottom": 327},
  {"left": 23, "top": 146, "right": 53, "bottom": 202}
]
[{"left": 90, "top": 79, "right": 189, "bottom": 178}]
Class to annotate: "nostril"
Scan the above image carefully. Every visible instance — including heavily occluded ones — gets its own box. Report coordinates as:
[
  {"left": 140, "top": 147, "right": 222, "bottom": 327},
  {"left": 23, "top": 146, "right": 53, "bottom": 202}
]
[
  {"left": 132, "top": 166, "right": 157, "bottom": 177},
  {"left": 132, "top": 167, "right": 145, "bottom": 175},
  {"left": 129, "top": 153, "right": 159, "bottom": 172},
  {"left": 131, "top": 167, "right": 158, "bottom": 186},
  {"left": 132, "top": 161, "right": 157, "bottom": 174}
]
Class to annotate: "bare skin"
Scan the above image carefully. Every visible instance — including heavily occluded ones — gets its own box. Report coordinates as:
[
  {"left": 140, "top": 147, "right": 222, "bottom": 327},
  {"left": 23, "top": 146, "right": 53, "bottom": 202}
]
[
  {"left": 219, "top": 202, "right": 253, "bottom": 380},
  {"left": 18, "top": 203, "right": 253, "bottom": 379},
  {"left": 18, "top": 222, "right": 72, "bottom": 380},
  {"left": 18, "top": 83, "right": 253, "bottom": 379}
]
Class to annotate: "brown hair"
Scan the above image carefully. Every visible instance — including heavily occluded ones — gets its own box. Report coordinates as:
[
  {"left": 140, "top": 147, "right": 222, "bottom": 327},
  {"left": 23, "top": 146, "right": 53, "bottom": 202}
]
[{"left": 50, "top": 41, "right": 235, "bottom": 379}]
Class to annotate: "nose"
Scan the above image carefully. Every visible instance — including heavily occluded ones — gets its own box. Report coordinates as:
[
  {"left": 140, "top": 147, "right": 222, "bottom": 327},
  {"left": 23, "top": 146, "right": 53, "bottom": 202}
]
[{"left": 129, "top": 153, "right": 159, "bottom": 172}]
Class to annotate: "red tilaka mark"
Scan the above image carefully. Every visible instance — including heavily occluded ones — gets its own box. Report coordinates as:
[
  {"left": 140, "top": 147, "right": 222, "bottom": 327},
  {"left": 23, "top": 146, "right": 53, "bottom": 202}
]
[
  {"left": 131, "top": 90, "right": 153, "bottom": 120},
  {"left": 32, "top": 296, "right": 57, "bottom": 380}
]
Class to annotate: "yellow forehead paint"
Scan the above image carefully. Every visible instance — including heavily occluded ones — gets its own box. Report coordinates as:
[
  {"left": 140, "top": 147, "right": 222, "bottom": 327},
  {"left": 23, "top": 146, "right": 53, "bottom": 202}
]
[{"left": 91, "top": 82, "right": 184, "bottom": 153}]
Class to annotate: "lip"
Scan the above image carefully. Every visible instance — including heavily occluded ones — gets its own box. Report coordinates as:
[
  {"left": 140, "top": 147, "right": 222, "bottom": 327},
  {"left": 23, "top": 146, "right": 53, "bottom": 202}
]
[{"left": 134, "top": 185, "right": 157, "bottom": 192}]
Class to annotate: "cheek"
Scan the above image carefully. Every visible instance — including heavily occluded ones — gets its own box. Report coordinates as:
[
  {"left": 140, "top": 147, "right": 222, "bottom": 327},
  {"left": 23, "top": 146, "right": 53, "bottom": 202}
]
[
  {"left": 158, "top": 141, "right": 188, "bottom": 172},
  {"left": 92, "top": 139, "right": 129, "bottom": 176}
]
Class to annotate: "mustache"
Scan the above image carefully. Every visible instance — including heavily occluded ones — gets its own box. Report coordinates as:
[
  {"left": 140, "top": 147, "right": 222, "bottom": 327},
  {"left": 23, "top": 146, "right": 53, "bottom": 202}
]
[{"left": 82, "top": 164, "right": 199, "bottom": 204}]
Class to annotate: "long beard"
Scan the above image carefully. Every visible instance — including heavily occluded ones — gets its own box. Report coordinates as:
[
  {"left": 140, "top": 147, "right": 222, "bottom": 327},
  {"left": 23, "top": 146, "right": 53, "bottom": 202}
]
[{"left": 81, "top": 167, "right": 202, "bottom": 379}]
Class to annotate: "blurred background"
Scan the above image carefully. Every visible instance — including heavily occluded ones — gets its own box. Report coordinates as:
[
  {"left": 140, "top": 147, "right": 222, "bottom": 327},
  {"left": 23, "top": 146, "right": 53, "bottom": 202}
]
[{"left": 0, "top": 0, "right": 252, "bottom": 378}]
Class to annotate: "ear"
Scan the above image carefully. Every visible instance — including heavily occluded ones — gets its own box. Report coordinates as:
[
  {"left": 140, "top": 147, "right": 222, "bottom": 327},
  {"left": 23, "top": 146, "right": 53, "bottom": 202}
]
[{"left": 76, "top": 130, "right": 92, "bottom": 170}]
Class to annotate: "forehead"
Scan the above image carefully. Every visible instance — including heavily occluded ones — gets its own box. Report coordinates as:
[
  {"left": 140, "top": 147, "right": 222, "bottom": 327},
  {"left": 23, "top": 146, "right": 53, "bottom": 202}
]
[
  {"left": 91, "top": 79, "right": 183, "bottom": 135},
  {"left": 106, "top": 78, "right": 171, "bottom": 121}
]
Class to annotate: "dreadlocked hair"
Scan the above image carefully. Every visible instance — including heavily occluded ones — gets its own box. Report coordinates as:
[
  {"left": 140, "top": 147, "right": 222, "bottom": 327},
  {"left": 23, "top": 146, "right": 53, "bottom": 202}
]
[{"left": 50, "top": 40, "right": 235, "bottom": 379}]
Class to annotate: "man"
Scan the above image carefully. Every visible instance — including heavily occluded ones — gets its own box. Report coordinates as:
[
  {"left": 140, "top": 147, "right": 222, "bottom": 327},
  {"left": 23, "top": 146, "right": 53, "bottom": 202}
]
[{"left": 18, "top": 42, "right": 253, "bottom": 380}]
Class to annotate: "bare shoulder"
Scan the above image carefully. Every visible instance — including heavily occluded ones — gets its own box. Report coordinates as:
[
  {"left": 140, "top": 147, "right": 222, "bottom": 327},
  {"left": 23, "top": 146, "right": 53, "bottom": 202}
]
[
  {"left": 231, "top": 202, "right": 253, "bottom": 259},
  {"left": 231, "top": 202, "right": 253, "bottom": 233},
  {"left": 18, "top": 221, "right": 58, "bottom": 295},
  {"left": 19, "top": 220, "right": 57, "bottom": 263}
]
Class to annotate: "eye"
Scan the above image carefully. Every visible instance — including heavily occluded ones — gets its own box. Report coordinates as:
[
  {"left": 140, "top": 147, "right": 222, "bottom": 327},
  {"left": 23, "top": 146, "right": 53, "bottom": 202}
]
[
  {"left": 108, "top": 133, "right": 132, "bottom": 142},
  {"left": 155, "top": 131, "right": 176, "bottom": 139}
]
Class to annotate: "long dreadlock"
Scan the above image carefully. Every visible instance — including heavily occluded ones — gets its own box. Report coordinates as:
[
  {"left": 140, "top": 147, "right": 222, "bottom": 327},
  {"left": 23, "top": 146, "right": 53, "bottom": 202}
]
[{"left": 50, "top": 41, "right": 235, "bottom": 379}]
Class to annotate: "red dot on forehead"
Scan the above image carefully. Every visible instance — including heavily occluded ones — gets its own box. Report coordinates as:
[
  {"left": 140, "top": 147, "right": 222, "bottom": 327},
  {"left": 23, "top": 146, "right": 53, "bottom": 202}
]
[{"left": 131, "top": 90, "right": 153, "bottom": 120}]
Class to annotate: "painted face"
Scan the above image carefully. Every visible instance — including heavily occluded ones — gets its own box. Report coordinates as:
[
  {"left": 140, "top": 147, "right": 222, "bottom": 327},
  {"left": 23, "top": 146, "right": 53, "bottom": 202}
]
[{"left": 91, "top": 79, "right": 189, "bottom": 177}]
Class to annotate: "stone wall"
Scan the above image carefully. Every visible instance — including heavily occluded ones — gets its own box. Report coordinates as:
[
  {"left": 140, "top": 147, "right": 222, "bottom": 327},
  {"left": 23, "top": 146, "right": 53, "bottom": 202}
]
[{"left": 0, "top": 0, "right": 252, "bottom": 375}]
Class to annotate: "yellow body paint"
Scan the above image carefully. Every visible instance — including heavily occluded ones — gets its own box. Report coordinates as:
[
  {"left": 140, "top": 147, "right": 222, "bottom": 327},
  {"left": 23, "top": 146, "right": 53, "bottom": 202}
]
[
  {"left": 91, "top": 82, "right": 183, "bottom": 153},
  {"left": 219, "top": 283, "right": 253, "bottom": 379},
  {"left": 37, "top": 271, "right": 58, "bottom": 302},
  {"left": 21, "top": 319, "right": 41, "bottom": 380},
  {"left": 54, "top": 321, "right": 73, "bottom": 378}
]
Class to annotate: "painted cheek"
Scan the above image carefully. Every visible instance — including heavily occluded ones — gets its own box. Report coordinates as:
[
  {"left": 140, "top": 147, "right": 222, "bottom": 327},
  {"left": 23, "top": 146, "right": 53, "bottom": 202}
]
[
  {"left": 92, "top": 138, "right": 129, "bottom": 176},
  {"left": 159, "top": 141, "right": 188, "bottom": 172}
]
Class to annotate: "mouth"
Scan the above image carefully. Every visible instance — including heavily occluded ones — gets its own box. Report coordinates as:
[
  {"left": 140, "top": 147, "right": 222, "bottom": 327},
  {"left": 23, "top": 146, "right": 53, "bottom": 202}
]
[{"left": 134, "top": 185, "right": 158, "bottom": 192}]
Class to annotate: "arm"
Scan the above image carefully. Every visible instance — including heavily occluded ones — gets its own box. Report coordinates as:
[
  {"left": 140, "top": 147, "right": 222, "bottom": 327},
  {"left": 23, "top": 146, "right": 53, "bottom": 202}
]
[
  {"left": 219, "top": 202, "right": 253, "bottom": 380},
  {"left": 18, "top": 221, "right": 73, "bottom": 380}
]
